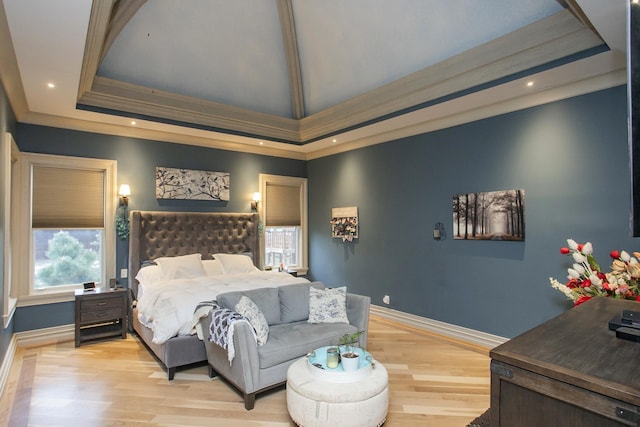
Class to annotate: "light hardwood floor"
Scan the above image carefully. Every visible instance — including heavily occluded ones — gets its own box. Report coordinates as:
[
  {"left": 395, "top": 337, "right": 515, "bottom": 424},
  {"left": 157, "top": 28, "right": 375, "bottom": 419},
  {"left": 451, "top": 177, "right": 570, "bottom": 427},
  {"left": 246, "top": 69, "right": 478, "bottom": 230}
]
[{"left": 0, "top": 316, "right": 490, "bottom": 427}]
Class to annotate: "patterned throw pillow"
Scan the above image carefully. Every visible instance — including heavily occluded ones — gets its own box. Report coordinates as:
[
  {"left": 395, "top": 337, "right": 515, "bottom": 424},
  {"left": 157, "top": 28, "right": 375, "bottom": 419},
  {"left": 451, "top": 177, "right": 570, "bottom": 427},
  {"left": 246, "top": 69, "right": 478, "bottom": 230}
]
[
  {"left": 308, "top": 286, "right": 349, "bottom": 324},
  {"left": 235, "top": 296, "right": 269, "bottom": 345}
]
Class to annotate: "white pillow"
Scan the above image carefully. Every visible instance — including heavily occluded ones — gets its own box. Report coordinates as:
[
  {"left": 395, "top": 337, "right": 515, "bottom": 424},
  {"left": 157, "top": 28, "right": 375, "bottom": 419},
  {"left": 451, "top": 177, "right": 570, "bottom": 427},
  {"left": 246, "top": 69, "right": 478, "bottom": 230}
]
[
  {"left": 214, "top": 253, "right": 259, "bottom": 274},
  {"left": 235, "top": 296, "right": 269, "bottom": 345},
  {"left": 154, "top": 253, "right": 206, "bottom": 280},
  {"left": 308, "top": 286, "right": 349, "bottom": 324},
  {"left": 202, "top": 259, "right": 224, "bottom": 276},
  {"left": 135, "top": 264, "right": 163, "bottom": 285}
]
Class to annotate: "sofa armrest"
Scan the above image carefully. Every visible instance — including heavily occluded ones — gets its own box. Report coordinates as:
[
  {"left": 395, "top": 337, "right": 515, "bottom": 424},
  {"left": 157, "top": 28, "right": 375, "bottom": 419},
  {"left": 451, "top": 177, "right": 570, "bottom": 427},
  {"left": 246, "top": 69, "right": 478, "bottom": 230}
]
[
  {"left": 201, "top": 313, "right": 261, "bottom": 393},
  {"left": 346, "top": 293, "right": 371, "bottom": 348}
]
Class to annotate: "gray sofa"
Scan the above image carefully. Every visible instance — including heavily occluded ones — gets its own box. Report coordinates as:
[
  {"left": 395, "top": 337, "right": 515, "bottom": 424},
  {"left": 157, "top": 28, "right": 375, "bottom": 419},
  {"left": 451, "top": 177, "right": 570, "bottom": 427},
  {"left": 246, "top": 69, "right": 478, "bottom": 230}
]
[{"left": 200, "top": 282, "right": 371, "bottom": 410}]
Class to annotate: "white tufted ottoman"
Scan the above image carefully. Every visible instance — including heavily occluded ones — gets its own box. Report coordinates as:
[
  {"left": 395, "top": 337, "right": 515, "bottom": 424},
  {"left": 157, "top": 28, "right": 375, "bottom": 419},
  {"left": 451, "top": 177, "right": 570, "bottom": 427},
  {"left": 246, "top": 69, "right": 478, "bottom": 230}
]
[{"left": 286, "top": 357, "right": 389, "bottom": 427}]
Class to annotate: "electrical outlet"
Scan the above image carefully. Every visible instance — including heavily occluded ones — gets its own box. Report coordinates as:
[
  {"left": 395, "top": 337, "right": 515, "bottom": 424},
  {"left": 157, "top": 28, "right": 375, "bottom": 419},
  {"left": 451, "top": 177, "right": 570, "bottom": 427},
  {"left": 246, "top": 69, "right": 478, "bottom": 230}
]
[
  {"left": 383, "top": 295, "right": 390, "bottom": 304},
  {"left": 120, "top": 268, "right": 128, "bottom": 279}
]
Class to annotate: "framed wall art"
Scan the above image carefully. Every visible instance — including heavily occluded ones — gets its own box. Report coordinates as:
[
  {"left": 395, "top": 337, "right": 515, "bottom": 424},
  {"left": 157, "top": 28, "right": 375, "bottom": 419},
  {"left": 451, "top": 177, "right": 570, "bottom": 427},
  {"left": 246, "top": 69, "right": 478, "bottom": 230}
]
[
  {"left": 155, "top": 167, "right": 230, "bottom": 201},
  {"left": 453, "top": 189, "right": 525, "bottom": 241},
  {"left": 330, "top": 206, "right": 358, "bottom": 242}
]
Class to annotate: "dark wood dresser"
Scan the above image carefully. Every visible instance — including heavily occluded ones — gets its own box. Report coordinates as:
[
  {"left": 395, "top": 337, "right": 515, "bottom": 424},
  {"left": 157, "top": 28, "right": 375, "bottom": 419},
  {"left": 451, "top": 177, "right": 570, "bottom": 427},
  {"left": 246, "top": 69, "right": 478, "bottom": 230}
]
[
  {"left": 74, "top": 288, "right": 128, "bottom": 347},
  {"left": 490, "top": 297, "right": 640, "bottom": 426}
]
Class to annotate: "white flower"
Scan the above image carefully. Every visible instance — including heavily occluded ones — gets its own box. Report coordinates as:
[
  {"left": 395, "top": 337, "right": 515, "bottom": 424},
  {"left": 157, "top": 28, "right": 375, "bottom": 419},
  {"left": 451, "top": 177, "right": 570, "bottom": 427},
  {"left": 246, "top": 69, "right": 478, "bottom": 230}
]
[
  {"left": 589, "top": 274, "right": 602, "bottom": 287},
  {"left": 572, "top": 264, "right": 586, "bottom": 275},
  {"left": 581, "top": 242, "right": 593, "bottom": 255},
  {"left": 567, "top": 268, "right": 581, "bottom": 279},
  {"left": 567, "top": 239, "right": 578, "bottom": 250},
  {"left": 621, "top": 251, "right": 631, "bottom": 262},
  {"left": 572, "top": 252, "right": 587, "bottom": 263}
]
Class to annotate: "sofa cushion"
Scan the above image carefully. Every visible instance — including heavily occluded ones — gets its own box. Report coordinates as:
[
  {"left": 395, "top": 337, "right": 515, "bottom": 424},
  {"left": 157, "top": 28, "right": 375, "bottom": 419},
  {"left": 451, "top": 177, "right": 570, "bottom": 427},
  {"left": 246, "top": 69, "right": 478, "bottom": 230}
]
[
  {"left": 217, "top": 287, "right": 281, "bottom": 325},
  {"left": 257, "top": 322, "right": 358, "bottom": 369},
  {"left": 235, "top": 296, "right": 269, "bottom": 345},
  {"left": 279, "top": 282, "right": 326, "bottom": 323},
  {"left": 308, "top": 286, "right": 349, "bottom": 324}
]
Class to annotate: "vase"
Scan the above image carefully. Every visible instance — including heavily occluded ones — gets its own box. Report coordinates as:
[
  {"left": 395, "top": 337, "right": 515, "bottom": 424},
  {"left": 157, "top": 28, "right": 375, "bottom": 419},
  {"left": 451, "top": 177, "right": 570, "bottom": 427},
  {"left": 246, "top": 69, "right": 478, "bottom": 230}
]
[{"left": 341, "top": 352, "right": 360, "bottom": 371}]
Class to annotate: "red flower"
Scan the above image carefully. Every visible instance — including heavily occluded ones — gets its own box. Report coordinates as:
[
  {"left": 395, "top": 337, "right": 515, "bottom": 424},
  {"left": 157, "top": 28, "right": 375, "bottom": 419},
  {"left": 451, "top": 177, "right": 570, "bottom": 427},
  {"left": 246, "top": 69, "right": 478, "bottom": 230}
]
[
  {"left": 636, "top": 296, "right": 640, "bottom": 301},
  {"left": 579, "top": 279, "right": 591, "bottom": 288},
  {"left": 574, "top": 295, "right": 593, "bottom": 306},
  {"left": 566, "top": 279, "right": 579, "bottom": 289},
  {"left": 577, "top": 244, "right": 584, "bottom": 251},
  {"left": 610, "top": 250, "right": 621, "bottom": 259},
  {"left": 560, "top": 247, "right": 570, "bottom": 255}
]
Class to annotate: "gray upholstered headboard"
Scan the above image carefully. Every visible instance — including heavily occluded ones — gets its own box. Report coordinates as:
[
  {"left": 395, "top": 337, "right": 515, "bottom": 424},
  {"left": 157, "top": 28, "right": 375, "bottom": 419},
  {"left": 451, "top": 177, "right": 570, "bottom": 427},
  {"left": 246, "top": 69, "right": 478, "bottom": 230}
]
[{"left": 128, "top": 211, "right": 260, "bottom": 297}]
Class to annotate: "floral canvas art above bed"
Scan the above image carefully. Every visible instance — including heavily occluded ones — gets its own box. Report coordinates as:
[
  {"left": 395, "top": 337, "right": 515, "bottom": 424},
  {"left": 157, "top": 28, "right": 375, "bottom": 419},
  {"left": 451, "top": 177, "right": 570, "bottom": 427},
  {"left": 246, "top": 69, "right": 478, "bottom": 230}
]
[{"left": 156, "top": 167, "right": 230, "bottom": 201}]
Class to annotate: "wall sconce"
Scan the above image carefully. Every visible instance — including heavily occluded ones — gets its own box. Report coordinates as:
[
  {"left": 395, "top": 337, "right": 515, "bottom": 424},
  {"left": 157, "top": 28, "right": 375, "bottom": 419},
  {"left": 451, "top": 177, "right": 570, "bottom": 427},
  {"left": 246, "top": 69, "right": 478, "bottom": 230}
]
[
  {"left": 116, "top": 184, "right": 131, "bottom": 240},
  {"left": 433, "top": 222, "right": 445, "bottom": 241},
  {"left": 119, "top": 184, "right": 131, "bottom": 206},
  {"left": 251, "top": 192, "right": 261, "bottom": 212}
]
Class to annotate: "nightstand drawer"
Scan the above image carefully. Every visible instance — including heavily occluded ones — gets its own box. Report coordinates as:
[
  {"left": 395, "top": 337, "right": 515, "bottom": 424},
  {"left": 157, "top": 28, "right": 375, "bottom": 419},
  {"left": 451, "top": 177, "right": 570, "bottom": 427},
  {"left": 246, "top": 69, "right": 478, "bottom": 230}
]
[
  {"left": 80, "top": 308, "right": 123, "bottom": 324},
  {"left": 80, "top": 297, "right": 122, "bottom": 312}
]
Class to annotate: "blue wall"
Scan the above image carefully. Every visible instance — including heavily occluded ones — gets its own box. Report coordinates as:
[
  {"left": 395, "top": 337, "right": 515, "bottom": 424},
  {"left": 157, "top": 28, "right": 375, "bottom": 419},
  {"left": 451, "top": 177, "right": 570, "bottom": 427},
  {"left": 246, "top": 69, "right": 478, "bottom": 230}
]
[
  {"left": 0, "top": 81, "right": 17, "bottom": 361},
  {"left": 13, "top": 126, "right": 307, "bottom": 331},
  {"left": 7, "top": 85, "right": 636, "bottom": 340},
  {"left": 308, "top": 85, "right": 635, "bottom": 338}
]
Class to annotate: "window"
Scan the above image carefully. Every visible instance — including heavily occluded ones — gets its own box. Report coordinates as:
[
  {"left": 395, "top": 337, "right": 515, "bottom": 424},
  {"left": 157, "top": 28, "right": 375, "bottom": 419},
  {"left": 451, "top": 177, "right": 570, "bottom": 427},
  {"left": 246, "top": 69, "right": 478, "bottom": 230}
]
[
  {"left": 259, "top": 174, "right": 308, "bottom": 275},
  {"left": 15, "top": 153, "right": 116, "bottom": 305}
]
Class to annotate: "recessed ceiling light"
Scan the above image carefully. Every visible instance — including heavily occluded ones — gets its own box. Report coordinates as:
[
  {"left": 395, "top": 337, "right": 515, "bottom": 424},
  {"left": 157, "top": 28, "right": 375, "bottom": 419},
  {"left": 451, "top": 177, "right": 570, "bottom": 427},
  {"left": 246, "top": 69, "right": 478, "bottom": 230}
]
[
  {"left": 47, "top": 82, "right": 55, "bottom": 89},
  {"left": 526, "top": 81, "right": 534, "bottom": 87},
  {"left": 130, "top": 121, "right": 136, "bottom": 126},
  {"left": 332, "top": 139, "right": 337, "bottom": 143},
  {"left": 259, "top": 141, "right": 264, "bottom": 145}
]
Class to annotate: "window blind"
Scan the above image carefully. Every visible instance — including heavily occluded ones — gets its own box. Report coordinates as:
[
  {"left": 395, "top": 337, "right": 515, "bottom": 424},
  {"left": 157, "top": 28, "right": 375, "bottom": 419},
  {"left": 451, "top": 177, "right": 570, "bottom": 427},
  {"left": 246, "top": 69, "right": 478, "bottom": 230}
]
[
  {"left": 265, "top": 183, "right": 300, "bottom": 226},
  {"left": 32, "top": 166, "right": 105, "bottom": 228}
]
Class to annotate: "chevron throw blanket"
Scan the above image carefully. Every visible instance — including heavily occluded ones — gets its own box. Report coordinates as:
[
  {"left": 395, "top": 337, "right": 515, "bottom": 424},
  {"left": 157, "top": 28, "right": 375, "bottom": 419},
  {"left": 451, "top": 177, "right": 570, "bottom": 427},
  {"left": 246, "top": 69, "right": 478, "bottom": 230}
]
[{"left": 207, "top": 304, "right": 256, "bottom": 364}]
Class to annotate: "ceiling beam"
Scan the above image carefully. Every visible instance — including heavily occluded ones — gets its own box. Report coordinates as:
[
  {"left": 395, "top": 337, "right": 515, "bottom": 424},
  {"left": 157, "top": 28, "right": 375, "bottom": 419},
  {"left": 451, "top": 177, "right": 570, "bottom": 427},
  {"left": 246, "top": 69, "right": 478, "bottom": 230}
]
[
  {"left": 276, "top": 0, "right": 305, "bottom": 120},
  {"left": 77, "top": 0, "right": 115, "bottom": 100},
  {"left": 100, "top": 0, "right": 147, "bottom": 63}
]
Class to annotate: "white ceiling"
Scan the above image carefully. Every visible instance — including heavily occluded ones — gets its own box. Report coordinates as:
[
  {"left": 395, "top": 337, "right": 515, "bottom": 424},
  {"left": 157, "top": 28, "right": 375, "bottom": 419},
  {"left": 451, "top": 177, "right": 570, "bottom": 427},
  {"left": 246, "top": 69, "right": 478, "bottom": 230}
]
[{"left": 0, "top": 0, "right": 630, "bottom": 160}]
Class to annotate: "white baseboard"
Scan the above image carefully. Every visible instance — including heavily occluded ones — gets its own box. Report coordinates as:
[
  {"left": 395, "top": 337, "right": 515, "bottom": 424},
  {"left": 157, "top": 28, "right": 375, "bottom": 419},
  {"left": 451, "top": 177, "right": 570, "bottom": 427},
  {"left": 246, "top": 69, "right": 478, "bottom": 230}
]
[
  {"left": 0, "top": 334, "right": 17, "bottom": 400},
  {"left": 0, "top": 324, "right": 74, "bottom": 398},
  {"left": 370, "top": 305, "right": 507, "bottom": 349},
  {"left": 14, "top": 324, "right": 74, "bottom": 347}
]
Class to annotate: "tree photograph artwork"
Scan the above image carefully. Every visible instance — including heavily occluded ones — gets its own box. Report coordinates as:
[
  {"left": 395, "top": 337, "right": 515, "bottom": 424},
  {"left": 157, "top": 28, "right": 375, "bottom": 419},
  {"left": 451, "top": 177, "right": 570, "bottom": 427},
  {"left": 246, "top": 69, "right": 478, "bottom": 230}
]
[
  {"left": 156, "top": 167, "right": 230, "bottom": 201},
  {"left": 453, "top": 189, "right": 525, "bottom": 241}
]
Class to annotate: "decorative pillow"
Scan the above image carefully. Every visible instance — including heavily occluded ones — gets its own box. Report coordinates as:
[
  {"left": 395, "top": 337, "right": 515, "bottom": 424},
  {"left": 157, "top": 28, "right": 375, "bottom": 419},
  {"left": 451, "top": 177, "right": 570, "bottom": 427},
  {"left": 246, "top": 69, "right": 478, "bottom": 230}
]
[
  {"left": 214, "top": 253, "right": 259, "bottom": 274},
  {"left": 154, "top": 253, "right": 206, "bottom": 280},
  {"left": 235, "top": 296, "right": 269, "bottom": 345},
  {"left": 308, "top": 286, "right": 349, "bottom": 324},
  {"left": 202, "top": 259, "right": 224, "bottom": 276}
]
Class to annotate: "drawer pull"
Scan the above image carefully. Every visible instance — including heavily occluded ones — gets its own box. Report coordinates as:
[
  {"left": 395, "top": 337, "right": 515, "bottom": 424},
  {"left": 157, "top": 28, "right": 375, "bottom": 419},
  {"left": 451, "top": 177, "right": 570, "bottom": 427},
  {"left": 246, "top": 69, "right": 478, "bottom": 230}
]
[
  {"left": 97, "top": 302, "right": 107, "bottom": 306},
  {"left": 616, "top": 406, "right": 640, "bottom": 423}
]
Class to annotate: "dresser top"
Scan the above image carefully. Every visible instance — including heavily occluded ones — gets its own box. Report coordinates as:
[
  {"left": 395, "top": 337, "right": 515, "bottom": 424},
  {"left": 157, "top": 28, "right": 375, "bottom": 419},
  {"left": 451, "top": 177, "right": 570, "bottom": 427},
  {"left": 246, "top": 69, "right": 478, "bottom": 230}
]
[{"left": 491, "top": 297, "right": 640, "bottom": 404}]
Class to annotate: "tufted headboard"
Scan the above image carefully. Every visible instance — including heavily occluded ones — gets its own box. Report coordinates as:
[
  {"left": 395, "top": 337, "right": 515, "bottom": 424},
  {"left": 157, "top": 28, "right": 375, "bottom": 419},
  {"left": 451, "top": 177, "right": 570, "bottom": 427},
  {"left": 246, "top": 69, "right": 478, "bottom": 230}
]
[{"left": 128, "top": 211, "right": 260, "bottom": 297}]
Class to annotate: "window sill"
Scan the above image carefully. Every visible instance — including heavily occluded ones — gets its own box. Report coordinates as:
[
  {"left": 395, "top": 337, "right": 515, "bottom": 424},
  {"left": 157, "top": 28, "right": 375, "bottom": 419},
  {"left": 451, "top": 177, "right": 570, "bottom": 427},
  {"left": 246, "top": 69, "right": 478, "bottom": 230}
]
[{"left": 17, "top": 291, "right": 76, "bottom": 307}]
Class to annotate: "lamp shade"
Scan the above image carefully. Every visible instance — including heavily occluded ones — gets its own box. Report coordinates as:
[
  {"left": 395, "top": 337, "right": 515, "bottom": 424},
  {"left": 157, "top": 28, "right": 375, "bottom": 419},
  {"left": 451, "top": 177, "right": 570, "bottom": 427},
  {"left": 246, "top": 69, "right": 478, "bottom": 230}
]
[{"left": 119, "top": 184, "right": 131, "bottom": 196}]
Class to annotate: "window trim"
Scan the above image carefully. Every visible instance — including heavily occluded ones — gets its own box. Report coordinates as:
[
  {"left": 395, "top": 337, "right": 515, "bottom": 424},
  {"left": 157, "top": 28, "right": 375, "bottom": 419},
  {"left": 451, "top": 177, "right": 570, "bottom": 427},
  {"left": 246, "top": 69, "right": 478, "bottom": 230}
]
[
  {"left": 2, "top": 133, "right": 19, "bottom": 327},
  {"left": 15, "top": 153, "right": 117, "bottom": 306},
  {"left": 258, "top": 174, "right": 308, "bottom": 275}
]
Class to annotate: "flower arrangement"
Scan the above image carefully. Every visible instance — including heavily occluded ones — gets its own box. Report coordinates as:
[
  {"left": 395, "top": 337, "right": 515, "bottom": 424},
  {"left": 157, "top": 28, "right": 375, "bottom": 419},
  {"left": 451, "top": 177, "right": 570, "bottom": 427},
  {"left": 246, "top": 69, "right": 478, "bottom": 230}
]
[{"left": 549, "top": 239, "right": 640, "bottom": 306}]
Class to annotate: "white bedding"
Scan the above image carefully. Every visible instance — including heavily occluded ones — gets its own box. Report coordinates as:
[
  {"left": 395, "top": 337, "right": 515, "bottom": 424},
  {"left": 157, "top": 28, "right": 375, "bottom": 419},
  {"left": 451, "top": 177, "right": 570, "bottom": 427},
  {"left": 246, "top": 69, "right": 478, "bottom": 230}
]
[{"left": 136, "top": 271, "right": 309, "bottom": 344}]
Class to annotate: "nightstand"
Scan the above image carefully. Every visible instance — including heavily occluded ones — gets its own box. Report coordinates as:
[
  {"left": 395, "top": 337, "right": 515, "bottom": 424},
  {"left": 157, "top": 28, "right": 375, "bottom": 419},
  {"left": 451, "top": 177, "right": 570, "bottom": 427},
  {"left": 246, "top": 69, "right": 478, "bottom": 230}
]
[{"left": 74, "top": 288, "right": 128, "bottom": 347}]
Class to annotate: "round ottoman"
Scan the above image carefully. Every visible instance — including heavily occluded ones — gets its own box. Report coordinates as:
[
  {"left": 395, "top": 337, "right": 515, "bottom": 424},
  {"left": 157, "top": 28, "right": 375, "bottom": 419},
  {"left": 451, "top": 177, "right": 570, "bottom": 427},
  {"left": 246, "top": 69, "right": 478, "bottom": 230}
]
[{"left": 286, "top": 357, "right": 389, "bottom": 427}]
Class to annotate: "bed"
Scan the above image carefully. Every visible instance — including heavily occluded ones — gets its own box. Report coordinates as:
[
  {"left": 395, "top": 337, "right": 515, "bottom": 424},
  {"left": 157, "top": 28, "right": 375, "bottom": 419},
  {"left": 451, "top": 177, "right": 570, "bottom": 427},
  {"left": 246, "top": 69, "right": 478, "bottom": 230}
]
[{"left": 127, "top": 210, "right": 307, "bottom": 379}]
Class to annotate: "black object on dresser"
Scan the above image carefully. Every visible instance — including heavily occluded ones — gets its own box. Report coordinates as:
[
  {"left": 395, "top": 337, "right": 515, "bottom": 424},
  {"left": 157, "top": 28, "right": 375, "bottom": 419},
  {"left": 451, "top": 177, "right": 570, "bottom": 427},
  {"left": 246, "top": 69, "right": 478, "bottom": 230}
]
[
  {"left": 490, "top": 297, "right": 640, "bottom": 426},
  {"left": 74, "top": 288, "right": 127, "bottom": 347}
]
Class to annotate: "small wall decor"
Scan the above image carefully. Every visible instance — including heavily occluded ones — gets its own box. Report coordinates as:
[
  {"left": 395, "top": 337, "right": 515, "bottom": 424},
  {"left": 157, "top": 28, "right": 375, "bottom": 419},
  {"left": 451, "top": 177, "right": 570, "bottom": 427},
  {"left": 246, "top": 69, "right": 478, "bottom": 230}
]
[
  {"left": 453, "top": 189, "right": 525, "bottom": 241},
  {"left": 331, "top": 207, "right": 359, "bottom": 242},
  {"left": 155, "top": 167, "right": 230, "bottom": 201}
]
